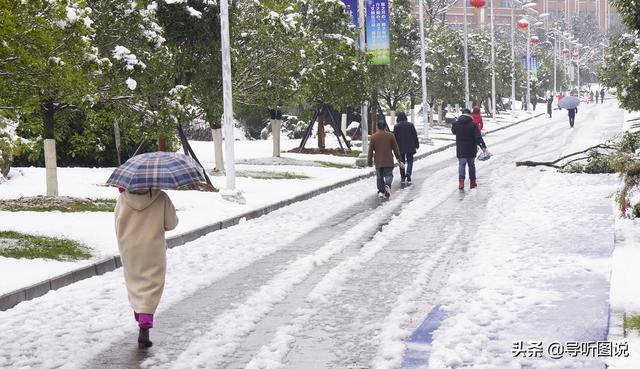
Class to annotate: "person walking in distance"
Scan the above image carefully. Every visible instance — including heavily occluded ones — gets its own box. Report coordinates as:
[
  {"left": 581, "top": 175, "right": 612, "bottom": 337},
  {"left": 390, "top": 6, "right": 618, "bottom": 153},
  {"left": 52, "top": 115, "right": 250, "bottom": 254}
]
[
  {"left": 546, "top": 95, "right": 553, "bottom": 118},
  {"left": 530, "top": 95, "right": 538, "bottom": 111},
  {"left": 452, "top": 109, "right": 487, "bottom": 190},
  {"left": 368, "top": 120, "right": 402, "bottom": 198},
  {"left": 115, "top": 188, "right": 178, "bottom": 348},
  {"left": 600, "top": 88, "right": 605, "bottom": 103},
  {"left": 471, "top": 106, "right": 484, "bottom": 130},
  {"left": 595, "top": 90, "right": 599, "bottom": 103},
  {"left": 393, "top": 112, "right": 419, "bottom": 184},
  {"left": 568, "top": 106, "right": 578, "bottom": 128}
]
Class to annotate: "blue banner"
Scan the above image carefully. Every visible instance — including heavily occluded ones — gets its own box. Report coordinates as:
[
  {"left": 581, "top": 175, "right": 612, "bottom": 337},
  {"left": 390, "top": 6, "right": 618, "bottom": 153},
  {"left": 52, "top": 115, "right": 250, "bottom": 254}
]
[
  {"left": 366, "top": 0, "right": 390, "bottom": 65},
  {"left": 341, "top": 0, "right": 358, "bottom": 27},
  {"left": 530, "top": 55, "right": 538, "bottom": 73},
  {"left": 522, "top": 55, "right": 538, "bottom": 74}
]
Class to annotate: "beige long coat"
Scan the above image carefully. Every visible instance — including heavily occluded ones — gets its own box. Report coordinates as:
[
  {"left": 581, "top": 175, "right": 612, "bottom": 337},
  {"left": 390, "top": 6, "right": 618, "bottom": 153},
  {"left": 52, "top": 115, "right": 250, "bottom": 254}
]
[{"left": 115, "top": 190, "right": 178, "bottom": 314}]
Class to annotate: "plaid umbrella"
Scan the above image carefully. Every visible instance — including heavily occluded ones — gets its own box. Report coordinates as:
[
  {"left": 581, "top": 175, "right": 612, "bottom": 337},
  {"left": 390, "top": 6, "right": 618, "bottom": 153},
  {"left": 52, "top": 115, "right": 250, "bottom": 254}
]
[{"left": 106, "top": 152, "right": 206, "bottom": 191}]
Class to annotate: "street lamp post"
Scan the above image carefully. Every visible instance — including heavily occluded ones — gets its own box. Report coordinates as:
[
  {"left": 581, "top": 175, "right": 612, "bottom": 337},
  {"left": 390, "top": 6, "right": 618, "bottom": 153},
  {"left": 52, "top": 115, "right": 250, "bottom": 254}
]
[
  {"left": 526, "top": 23, "right": 531, "bottom": 113},
  {"left": 553, "top": 32, "right": 557, "bottom": 95},
  {"left": 463, "top": 0, "right": 470, "bottom": 109},
  {"left": 490, "top": 0, "right": 496, "bottom": 122},
  {"left": 418, "top": 0, "right": 433, "bottom": 144},
  {"left": 358, "top": 0, "right": 368, "bottom": 165},
  {"left": 220, "top": 0, "right": 236, "bottom": 191},
  {"left": 511, "top": 0, "right": 518, "bottom": 117}
]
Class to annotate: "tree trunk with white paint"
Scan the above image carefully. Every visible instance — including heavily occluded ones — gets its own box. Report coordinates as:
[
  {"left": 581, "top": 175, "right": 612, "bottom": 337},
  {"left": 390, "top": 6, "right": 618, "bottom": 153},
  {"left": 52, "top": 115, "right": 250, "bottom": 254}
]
[
  {"left": 271, "top": 119, "right": 281, "bottom": 157},
  {"left": 389, "top": 110, "right": 396, "bottom": 130},
  {"left": 212, "top": 128, "right": 224, "bottom": 172},
  {"left": 44, "top": 139, "right": 58, "bottom": 196},
  {"left": 41, "top": 102, "right": 58, "bottom": 196},
  {"left": 341, "top": 113, "right": 347, "bottom": 134}
]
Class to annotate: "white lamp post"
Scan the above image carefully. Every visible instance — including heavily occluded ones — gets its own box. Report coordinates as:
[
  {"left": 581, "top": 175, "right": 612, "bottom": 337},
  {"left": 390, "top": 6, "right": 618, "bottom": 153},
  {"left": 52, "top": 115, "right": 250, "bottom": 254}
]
[
  {"left": 220, "top": 0, "right": 236, "bottom": 191},
  {"left": 463, "top": 0, "right": 470, "bottom": 109},
  {"left": 356, "top": 0, "right": 368, "bottom": 167},
  {"left": 490, "top": 0, "right": 496, "bottom": 122},
  {"left": 418, "top": 0, "right": 433, "bottom": 144},
  {"left": 511, "top": 0, "right": 520, "bottom": 117}
]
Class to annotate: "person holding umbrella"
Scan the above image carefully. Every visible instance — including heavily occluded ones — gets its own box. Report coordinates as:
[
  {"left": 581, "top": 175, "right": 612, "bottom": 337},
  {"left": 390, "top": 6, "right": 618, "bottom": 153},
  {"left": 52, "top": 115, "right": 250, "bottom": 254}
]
[
  {"left": 558, "top": 95, "right": 580, "bottom": 128},
  {"left": 107, "top": 152, "right": 208, "bottom": 348},
  {"left": 568, "top": 106, "right": 578, "bottom": 128}
]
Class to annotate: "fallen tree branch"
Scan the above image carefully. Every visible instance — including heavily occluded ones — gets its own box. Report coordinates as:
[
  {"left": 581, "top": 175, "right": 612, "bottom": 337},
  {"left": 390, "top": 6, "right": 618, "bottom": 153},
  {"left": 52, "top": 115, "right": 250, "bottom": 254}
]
[{"left": 515, "top": 143, "right": 616, "bottom": 168}]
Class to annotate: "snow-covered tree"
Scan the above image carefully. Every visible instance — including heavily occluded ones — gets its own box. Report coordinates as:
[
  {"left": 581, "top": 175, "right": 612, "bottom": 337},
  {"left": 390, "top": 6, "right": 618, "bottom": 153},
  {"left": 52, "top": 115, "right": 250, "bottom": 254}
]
[
  {"left": 297, "top": 0, "right": 368, "bottom": 148},
  {"left": 600, "top": 33, "right": 640, "bottom": 111},
  {"left": 0, "top": 0, "right": 102, "bottom": 196},
  {"left": 375, "top": 0, "right": 420, "bottom": 117}
]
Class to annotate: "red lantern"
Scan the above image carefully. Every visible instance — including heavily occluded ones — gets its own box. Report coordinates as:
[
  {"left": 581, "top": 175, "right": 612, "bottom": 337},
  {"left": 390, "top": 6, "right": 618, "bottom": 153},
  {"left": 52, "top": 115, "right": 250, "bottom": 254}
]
[
  {"left": 517, "top": 18, "right": 529, "bottom": 31},
  {"left": 470, "top": 0, "right": 486, "bottom": 8},
  {"left": 530, "top": 36, "right": 539, "bottom": 46},
  {"left": 562, "top": 48, "right": 570, "bottom": 56}
]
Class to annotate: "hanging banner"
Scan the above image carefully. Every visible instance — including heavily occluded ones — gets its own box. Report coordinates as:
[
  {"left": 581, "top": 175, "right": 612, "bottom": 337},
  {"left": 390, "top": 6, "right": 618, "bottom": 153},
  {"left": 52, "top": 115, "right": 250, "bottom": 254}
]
[
  {"left": 366, "top": 0, "right": 390, "bottom": 65},
  {"left": 530, "top": 55, "right": 538, "bottom": 74},
  {"left": 341, "top": 0, "right": 359, "bottom": 47},
  {"left": 341, "top": 0, "right": 358, "bottom": 27},
  {"left": 522, "top": 55, "right": 538, "bottom": 75}
]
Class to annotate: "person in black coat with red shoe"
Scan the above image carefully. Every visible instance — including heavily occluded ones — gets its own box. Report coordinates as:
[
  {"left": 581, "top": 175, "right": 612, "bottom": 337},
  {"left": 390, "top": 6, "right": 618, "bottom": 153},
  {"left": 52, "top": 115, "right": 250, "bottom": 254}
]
[
  {"left": 393, "top": 112, "right": 419, "bottom": 184},
  {"left": 452, "top": 109, "right": 487, "bottom": 190}
]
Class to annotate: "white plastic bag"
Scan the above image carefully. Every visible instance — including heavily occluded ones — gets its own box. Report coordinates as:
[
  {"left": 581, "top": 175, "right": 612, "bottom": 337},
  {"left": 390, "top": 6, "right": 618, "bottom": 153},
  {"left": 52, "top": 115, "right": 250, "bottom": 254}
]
[{"left": 477, "top": 149, "right": 492, "bottom": 161}]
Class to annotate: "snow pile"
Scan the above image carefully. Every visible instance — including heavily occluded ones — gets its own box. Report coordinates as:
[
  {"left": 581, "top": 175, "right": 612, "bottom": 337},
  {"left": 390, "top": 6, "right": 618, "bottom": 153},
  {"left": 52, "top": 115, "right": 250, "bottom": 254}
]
[{"left": 608, "top": 216, "right": 640, "bottom": 369}]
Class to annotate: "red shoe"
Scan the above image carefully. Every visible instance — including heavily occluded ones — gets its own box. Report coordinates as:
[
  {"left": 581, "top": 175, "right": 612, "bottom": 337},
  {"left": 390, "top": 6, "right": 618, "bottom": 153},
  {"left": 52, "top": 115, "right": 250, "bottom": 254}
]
[
  {"left": 470, "top": 180, "right": 477, "bottom": 189},
  {"left": 458, "top": 179, "right": 464, "bottom": 190}
]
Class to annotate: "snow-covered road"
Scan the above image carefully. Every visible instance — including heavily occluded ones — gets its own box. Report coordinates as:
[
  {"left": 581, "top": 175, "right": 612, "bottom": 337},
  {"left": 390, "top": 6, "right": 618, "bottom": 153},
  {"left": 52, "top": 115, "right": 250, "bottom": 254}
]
[{"left": 0, "top": 100, "right": 630, "bottom": 369}]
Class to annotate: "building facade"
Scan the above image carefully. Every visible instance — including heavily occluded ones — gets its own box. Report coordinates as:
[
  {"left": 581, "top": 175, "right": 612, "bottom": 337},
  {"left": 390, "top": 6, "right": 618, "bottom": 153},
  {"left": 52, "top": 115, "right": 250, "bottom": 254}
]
[{"left": 429, "top": 0, "right": 620, "bottom": 32}]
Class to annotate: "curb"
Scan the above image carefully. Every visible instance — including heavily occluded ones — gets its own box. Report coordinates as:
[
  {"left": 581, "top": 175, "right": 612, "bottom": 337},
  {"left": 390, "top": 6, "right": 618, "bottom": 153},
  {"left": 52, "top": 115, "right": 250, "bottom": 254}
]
[{"left": 0, "top": 113, "right": 538, "bottom": 312}]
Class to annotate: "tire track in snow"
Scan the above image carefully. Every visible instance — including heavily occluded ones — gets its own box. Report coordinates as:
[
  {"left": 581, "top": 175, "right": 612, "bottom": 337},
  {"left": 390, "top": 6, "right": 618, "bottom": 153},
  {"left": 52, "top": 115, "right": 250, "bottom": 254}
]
[
  {"left": 371, "top": 224, "right": 463, "bottom": 369},
  {"left": 148, "top": 190, "right": 412, "bottom": 369},
  {"left": 243, "top": 167, "right": 456, "bottom": 369}
]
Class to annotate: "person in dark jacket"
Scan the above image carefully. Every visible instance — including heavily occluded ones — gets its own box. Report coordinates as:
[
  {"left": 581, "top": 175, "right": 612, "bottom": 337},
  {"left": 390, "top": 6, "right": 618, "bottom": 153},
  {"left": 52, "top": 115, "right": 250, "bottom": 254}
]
[
  {"left": 393, "top": 112, "right": 419, "bottom": 184},
  {"left": 546, "top": 96, "right": 553, "bottom": 118},
  {"left": 531, "top": 95, "right": 538, "bottom": 111},
  {"left": 568, "top": 107, "right": 577, "bottom": 128},
  {"left": 600, "top": 89, "right": 605, "bottom": 103},
  {"left": 452, "top": 109, "right": 487, "bottom": 190},
  {"left": 368, "top": 120, "right": 402, "bottom": 198}
]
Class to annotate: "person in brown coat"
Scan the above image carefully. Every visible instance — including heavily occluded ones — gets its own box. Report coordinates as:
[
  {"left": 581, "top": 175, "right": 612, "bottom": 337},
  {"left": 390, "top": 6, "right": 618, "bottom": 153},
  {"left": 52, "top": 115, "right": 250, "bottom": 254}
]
[
  {"left": 368, "top": 120, "right": 402, "bottom": 198},
  {"left": 115, "top": 189, "right": 178, "bottom": 348}
]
